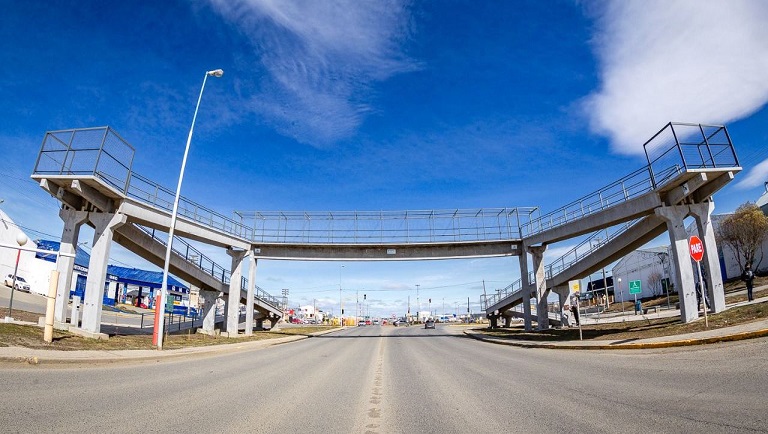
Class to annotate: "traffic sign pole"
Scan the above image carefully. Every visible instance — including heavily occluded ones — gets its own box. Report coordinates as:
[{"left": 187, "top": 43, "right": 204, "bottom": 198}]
[{"left": 689, "top": 235, "right": 708, "bottom": 328}]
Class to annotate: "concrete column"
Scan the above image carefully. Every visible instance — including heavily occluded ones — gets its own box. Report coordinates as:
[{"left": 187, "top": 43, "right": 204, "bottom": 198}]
[
  {"left": 489, "top": 315, "right": 498, "bottom": 329},
  {"left": 518, "top": 251, "right": 532, "bottom": 331},
  {"left": 199, "top": 289, "right": 219, "bottom": 335},
  {"left": 655, "top": 205, "right": 698, "bottom": 323},
  {"left": 71, "top": 295, "right": 81, "bottom": 327},
  {"left": 689, "top": 201, "right": 726, "bottom": 313},
  {"left": 225, "top": 248, "right": 247, "bottom": 337},
  {"left": 80, "top": 212, "right": 125, "bottom": 335},
  {"left": 268, "top": 315, "right": 279, "bottom": 330},
  {"left": 528, "top": 245, "right": 549, "bottom": 330},
  {"left": 255, "top": 318, "right": 264, "bottom": 331},
  {"left": 503, "top": 315, "right": 512, "bottom": 327},
  {"left": 244, "top": 253, "right": 257, "bottom": 336},
  {"left": 54, "top": 208, "right": 88, "bottom": 325}
]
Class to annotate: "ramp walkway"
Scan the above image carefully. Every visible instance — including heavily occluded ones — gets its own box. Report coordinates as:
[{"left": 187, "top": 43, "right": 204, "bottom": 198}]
[{"left": 483, "top": 123, "right": 740, "bottom": 325}]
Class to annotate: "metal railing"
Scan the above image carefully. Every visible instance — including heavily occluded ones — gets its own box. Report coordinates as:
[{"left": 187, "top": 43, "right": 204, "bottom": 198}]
[
  {"left": 136, "top": 225, "right": 281, "bottom": 311},
  {"left": 520, "top": 123, "right": 737, "bottom": 238},
  {"left": 127, "top": 172, "right": 252, "bottom": 240},
  {"left": 34, "top": 127, "right": 135, "bottom": 192},
  {"left": 235, "top": 208, "right": 538, "bottom": 244},
  {"left": 34, "top": 127, "right": 539, "bottom": 246},
  {"left": 643, "top": 123, "right": 739, "bottom": 189}
]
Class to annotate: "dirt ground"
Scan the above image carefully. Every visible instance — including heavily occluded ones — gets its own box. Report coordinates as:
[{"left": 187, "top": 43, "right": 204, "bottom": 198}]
[
  {"left": 481, "top": 300, "right": 768, "bottom": 341},
  {"left": 0, "top": 311, "right": 335, "bottom": 351}
]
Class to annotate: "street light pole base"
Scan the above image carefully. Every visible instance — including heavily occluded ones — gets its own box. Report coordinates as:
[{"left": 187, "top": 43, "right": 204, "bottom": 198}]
[{"left": 4, "top": 316, "right": 14, "bottom": 323}]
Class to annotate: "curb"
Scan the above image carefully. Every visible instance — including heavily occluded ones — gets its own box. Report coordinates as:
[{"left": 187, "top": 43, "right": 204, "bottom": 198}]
[
  {"left": 463, "top": 328, "right": 768, "bottom": 350},
  {"left": 0, "top": 333, "right": 322, "bottom": 366}
]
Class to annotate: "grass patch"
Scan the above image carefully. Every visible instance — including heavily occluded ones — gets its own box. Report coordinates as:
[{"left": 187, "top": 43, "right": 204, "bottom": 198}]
[{"left": 478, "top": 300, "right": 768, "bottom": 342}]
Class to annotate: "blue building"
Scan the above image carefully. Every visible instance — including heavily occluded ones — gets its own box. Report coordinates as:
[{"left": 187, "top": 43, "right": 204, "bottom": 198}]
[{"left": 35, "top": 240, "right": 189, "bottom": 309}]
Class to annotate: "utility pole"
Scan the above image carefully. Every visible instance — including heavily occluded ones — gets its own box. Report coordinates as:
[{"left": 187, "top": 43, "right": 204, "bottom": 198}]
[
  {"left": 467, "top": 297, "right": 470, "bottom": 323},
  {"left": 416, "top": 284, "right": 420, "bottom": 317}
]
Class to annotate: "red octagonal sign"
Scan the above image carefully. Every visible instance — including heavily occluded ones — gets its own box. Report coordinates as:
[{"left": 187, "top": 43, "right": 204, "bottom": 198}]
[{"left": 689, "top": 235, "right": 704, "bottom": 262}]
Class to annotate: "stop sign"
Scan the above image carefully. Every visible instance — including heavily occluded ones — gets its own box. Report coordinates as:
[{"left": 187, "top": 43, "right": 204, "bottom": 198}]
[{"left": 689, "top": 235, "right": 704, "bottom": 262}]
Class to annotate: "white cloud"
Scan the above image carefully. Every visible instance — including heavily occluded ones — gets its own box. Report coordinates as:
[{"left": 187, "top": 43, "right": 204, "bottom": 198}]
[
  {"left": 207, "top": 0, "right": 417, "bottom": 147},
  {"left": 735, "top": 157, "right": 768, "bottom": 190},
  {"left": 584, "top": 1, "right": 768, "bottom": 154}
]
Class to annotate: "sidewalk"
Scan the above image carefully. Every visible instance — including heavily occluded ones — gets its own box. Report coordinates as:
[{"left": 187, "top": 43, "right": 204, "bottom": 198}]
[{"left": 466, "top": 298, "right": 768, "bottom": 350}]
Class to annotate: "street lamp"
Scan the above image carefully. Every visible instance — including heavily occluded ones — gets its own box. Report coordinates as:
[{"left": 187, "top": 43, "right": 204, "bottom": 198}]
[
  {"left": 5, "top": 232, "right": 29, "bottom": 321},
  {"left": 657, "top": 251, "right": 672, "bottom": 309},
  {"left": 617, "top": 277, "right": 625, "bottom": 317},
  {"left": 155, "top": 68, "right": 224, "bottom": 350},
  {"left": 339, "top": 264, "right": 345, "bottom": 326}
]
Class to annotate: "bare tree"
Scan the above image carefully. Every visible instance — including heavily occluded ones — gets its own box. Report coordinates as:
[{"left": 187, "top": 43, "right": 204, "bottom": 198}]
[
  {"left": 647, "top": 272, "right": 663, "bottom": 297},
  {"left": 716, "top": 203, "right": 768, "bottom": 272}
]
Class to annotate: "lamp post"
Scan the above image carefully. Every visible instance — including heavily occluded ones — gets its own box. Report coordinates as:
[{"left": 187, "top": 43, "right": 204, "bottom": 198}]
[
  {"left": 339, "top": 264, "right": 344, "bottom": 326},
  {"left": 155, "top": 68, "right": 223, "bottom": 350},
  {"left": 617, "top": 277, "right": 625, "bottom": 317},
  {"left": 5, "top": 232, "right": 28, "bottom": 321},
  {"left": 657, "top": 251, "right": 671, "bottom": 309}
]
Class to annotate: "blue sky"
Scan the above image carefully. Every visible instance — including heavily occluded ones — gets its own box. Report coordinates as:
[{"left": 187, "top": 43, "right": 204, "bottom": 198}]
[{"left": 2, "top": 0, "right": 768, "bottom": 318}]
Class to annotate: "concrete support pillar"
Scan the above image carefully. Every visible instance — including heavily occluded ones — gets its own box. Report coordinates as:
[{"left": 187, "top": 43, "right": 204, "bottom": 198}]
[
  {"left": 199, "top": 289, "right": 219, "bottom": 335},
  {"left": 81, "top": 212, "right": 125, "bottom": 334},
  {"left": 503, "top": 315, "right": 512, "bottom": 327},
  {"left": 529, "top": 245, "right": 549, "bottom": 330},
  {"left": 655, "top": 205, "right": 698, "bottom": 323},
  {"left": 54, "top": 208, "right": 88, "bottom": 325},
  {"left": 255, "top": 318, "right": 264, "bottom": 331},
  {"left": 225, "top": 248, "right": 247, "bottom": 336},
  {"left": 489, "top": 315, "right": 498, "bottom": 329},
  {"left": 244, "top": 254, "right": 257, "bottom": 336},
  {"left": 518, "top": 252, "right": 532, "bottom": 331},
  {"left": 689, "top": 201, "right": 726, "bottom": 313},
  {"left": 268, "top": 315, "right": 278, "bottom": 330}
]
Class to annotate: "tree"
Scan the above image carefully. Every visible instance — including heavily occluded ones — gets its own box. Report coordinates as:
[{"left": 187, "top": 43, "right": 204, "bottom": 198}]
[
  {"left": 647, "top": 271, "right": 663, "bottom": 297},
  {"left": 716, "top": 203, "right": 768, "bottom": 272}
]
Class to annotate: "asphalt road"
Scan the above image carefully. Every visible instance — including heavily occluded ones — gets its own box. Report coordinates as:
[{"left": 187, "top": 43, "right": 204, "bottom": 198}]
[{"left": 1, "top": 324, "right": 767, "bottom": 433}]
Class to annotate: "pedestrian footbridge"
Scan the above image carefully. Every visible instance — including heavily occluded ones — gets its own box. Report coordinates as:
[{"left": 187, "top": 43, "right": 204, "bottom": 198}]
[
  {"left": 31, "top": 123, "right": 740, "bottom": 337},
  {"left": 482, "top": 123, "right": 740, "bottom": 329}
]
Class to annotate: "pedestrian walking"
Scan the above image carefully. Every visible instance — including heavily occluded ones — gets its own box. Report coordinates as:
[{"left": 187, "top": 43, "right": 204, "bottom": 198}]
[
  {"left": 695, "top": 280, "right": 710, "bottom": 310},
  {"left": 569, "top": 292, "right": 580, "bottom": 326},
  {"left": 742, "top": 264, "right": 755, "bottom": 301}
]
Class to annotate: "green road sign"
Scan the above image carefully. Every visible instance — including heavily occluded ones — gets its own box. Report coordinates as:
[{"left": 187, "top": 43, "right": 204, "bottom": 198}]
[{"left": 629, "top": 280, "right": 642, "bottom": 295}]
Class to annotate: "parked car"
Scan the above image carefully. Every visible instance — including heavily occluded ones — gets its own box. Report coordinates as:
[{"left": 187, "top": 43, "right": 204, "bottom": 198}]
[
  {"left": 4, "top": 274, "right": 31, "bottom": 292},
  {"left": 424, "top": 319, "right": 435, "bottom": 329}
]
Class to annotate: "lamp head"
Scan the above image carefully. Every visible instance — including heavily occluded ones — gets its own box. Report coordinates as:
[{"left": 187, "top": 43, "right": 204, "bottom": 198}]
[
  {"left": 207, "top": 69, "right": 224, "bottom": 77},
  {"left": 16, "top": 232, "right": 28, "bottom": 246}
]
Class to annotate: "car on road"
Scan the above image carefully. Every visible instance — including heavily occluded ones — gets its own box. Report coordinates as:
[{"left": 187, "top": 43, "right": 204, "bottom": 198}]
[
  {"left": 393, "top": 319, "right": 409, "bottom": 327},
  {"left": 357, "top": 321, "right": 365, "bottom": 326},
  {"left": 4, "top": 274, "right": 31, "bottom": 292},
  {"left": 424, "top": 319, "right": 435, "bottom": 329}
]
